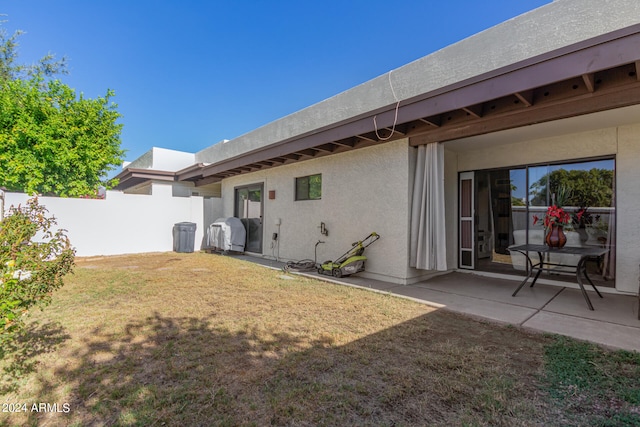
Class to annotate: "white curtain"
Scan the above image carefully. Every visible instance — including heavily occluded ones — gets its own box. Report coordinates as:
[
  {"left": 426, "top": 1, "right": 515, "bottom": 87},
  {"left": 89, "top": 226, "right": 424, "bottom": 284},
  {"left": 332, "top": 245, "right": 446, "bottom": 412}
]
[{"left": 410, "top": 143, "right": 447, "bottom": 271}]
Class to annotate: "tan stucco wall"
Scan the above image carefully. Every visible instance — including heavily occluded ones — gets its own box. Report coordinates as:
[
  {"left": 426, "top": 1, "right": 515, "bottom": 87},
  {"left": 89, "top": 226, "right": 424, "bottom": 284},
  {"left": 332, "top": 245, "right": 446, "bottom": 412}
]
[
  {"left": 616, "top": 124, "right": 640, "bottom": 293},
  {"left": 220, "top": 139, "right": 414, "bottom": 284},
  {"left": 449, "top": 124, "right": 640, "bottom": 294},
  {"left": 215, "top": 123, "right": 640, "bottom": 292},
  {"left": 456, "top": 128, "right": 618, "bottom": 172}
]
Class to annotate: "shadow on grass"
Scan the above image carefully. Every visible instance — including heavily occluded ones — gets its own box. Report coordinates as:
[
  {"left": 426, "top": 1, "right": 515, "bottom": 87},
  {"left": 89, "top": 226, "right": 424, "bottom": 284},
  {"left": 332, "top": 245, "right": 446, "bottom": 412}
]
[
  {"left": 0, "top": 321, "right": 70, "bottom": 395},
  {"left": 13, "top": 310, "right": 564, "bottom": 427}
]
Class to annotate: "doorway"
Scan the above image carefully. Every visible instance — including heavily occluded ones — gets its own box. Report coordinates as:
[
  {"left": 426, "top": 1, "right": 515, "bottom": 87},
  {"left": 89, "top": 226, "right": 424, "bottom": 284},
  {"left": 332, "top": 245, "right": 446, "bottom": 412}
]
[
  {"left": 460, "top": 158, "right": 616, "bottom": 287},
  {"left": 234, "top": 183, "right": 263, "bottom": 253}
]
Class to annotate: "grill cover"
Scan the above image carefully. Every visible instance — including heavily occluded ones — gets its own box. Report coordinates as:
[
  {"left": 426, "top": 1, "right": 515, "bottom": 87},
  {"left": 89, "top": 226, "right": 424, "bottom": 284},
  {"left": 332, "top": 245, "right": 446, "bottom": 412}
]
[{"left": 208, "top": 217, "right": 246, "bottom": 252}]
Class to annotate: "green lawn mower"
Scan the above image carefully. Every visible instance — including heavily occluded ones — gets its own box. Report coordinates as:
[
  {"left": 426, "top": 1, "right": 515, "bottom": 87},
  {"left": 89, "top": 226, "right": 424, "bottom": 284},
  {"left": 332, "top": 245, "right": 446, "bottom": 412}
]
[{"left": 318, "top": 232, "right": 380, "bottom": 278}]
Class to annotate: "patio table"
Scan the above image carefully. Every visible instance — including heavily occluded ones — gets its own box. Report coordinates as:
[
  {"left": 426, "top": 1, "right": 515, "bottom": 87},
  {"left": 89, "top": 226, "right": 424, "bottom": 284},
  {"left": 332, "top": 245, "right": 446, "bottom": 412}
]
[{"left": 508, "top": 244, "right": 609, "bottom": 310}]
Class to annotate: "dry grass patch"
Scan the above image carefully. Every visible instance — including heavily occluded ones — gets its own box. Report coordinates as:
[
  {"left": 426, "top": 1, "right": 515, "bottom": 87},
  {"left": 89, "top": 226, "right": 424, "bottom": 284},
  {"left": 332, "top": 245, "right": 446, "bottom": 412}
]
[{"left": 0, "top": 252, "right": 608, "bottom": 426}]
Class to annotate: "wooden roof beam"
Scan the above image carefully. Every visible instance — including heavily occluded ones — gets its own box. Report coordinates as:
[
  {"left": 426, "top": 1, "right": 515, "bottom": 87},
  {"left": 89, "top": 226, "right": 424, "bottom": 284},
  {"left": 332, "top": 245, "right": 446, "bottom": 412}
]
[
  {"left": 314, "top": 143, "right": 337, "bottom": 153},
  {"left": 373, "top": 129, "right": 394, "bottom": 140},
  {"left": 419, "top": 115, "right": 442, "bottom": 127},
  {"left": 227, "top": 167, "right": 252, "bottom": 173},
  {"left": 194, "top": 175, "right": 223, "bottom": 186},
  {"left": 514, "top": 90, "right": 534, "bottom": 106},
  {"left": 356, "top": 133, "right": 378, "bottom": 143},
  {"left": 332, "top": 139, "right": 356, "bottom": 148},
  {"left": 295, "top": 148, "right": 319, "bottom": 158},
  {"left": 582, "top": 73, "right": 596, "bottom": 93},
  {"left": 215, "top": 172, "right": 234, "bottom": 178},
  {"left": 462, "top": 104, "right": 483, "bottom": 118},
  {"left": 410, "top": 82, "right": 640, "bottom": 145},
  {"left": 384, "top": 127, "right": 406, "bottom": 136}
]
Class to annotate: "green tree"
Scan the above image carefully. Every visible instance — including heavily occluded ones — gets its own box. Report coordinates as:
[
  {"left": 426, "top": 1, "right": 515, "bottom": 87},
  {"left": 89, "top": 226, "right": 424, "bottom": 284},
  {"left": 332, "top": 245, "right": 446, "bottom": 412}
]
[
  {"left": 529, "top": 168, "right": 614, "bottom": 208},
  {"left": 0, "top": 27, "right": 67, "bottom": 81},
  {"left": 0, "top": 25, "right": 124, "bottom": 196}
]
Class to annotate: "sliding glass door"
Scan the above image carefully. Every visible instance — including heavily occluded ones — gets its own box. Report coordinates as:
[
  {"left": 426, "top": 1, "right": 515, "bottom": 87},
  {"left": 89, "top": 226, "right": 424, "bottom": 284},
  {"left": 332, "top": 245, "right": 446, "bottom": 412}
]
[
  {"left": 234, "top": 184, "right": 263, "bottom": 253},
  {"left": 465, "top": 158, "right": 615, "bottom": 286},
  {"left": 472, "top": 168, "right": 526, "bottom": 274}
]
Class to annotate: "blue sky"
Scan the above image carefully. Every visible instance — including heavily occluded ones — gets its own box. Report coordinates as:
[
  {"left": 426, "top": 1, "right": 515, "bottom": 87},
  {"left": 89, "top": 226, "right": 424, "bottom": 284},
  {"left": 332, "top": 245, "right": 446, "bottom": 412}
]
[{"left": 2, "top": 0, "right": 551, "bottom": 164}]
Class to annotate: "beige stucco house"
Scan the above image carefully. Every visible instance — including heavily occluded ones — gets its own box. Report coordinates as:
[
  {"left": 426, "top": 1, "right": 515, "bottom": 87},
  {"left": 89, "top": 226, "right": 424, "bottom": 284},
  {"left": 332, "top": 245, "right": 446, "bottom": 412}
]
[{"left": 116, "top": 0, "right": 640, "bottom": 296}]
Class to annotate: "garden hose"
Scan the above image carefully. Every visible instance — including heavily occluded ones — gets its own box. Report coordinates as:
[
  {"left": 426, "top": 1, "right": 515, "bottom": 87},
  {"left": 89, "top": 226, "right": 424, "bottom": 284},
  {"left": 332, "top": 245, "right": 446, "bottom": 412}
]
[{"left": 282, "top": 240, "right": 325, "bottom": 273}]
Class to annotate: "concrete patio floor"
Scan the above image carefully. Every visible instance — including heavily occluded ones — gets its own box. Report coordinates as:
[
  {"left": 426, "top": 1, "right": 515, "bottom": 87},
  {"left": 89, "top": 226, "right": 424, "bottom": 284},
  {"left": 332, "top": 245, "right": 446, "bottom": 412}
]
[
  {"left": 234, "top": 255, "right": 640, "bottom": 352},
  {"left": 345, "top": 271, "right": 640, "bottom": 353}
]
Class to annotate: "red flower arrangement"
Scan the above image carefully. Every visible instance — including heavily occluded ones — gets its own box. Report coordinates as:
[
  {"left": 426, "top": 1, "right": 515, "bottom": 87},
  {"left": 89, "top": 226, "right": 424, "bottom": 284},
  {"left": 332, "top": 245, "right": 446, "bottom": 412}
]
[{"left": 533, "top": 205, "right": 571, "bottom": 229}]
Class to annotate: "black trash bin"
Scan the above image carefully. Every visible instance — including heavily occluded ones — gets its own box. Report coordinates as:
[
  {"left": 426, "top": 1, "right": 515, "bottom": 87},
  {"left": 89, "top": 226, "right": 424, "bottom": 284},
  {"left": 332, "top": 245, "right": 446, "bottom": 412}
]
[{"left": 173, "top": 222, "right": 197, "bottom": 253}]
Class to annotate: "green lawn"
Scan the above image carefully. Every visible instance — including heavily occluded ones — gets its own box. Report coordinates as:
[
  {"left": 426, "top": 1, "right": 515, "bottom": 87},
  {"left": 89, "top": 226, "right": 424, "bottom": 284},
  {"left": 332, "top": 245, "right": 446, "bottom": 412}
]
[{"left": 1, "top": 252, "right": 639, "bottom": 426}]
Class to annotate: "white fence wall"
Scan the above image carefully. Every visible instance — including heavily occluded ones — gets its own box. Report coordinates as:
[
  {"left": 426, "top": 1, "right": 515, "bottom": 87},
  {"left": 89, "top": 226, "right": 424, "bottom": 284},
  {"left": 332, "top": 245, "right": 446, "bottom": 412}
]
[{"left": 3, "top": 189, "right": 220, "bottom": 257}]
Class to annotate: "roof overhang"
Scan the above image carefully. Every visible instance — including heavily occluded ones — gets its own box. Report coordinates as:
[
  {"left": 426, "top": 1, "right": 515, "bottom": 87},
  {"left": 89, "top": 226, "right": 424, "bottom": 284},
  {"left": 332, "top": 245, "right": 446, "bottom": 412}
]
[
  {"left": 176, "top": 25, "right": 640, "bottom": 187},
  {"left": 113, "top": 168, "right": 176, "bottom": 191},
  {"left": 119, "top": 24, "right": 640, "bottom": 189},
  {"left": 406, "top": 24, "right": 640, "bottom": 145}
]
